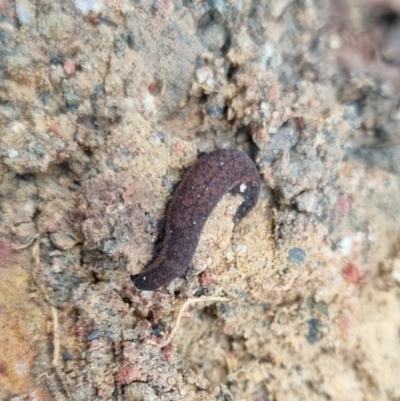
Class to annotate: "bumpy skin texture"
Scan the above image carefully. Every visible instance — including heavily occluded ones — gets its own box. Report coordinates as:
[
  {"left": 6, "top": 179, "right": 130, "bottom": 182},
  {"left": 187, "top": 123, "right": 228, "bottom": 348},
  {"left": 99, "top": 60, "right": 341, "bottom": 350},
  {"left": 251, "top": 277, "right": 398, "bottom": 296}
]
[{"left": 131, "top": 149, "right": 261, "bottom": 291}]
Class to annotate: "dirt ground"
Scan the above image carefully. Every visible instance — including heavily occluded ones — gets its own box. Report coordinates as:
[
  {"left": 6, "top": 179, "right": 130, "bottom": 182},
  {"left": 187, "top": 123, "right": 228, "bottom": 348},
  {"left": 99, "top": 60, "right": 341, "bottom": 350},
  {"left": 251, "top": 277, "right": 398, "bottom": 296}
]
[{"left": 1, "top": 0, "right": 400, "bottom": 400}]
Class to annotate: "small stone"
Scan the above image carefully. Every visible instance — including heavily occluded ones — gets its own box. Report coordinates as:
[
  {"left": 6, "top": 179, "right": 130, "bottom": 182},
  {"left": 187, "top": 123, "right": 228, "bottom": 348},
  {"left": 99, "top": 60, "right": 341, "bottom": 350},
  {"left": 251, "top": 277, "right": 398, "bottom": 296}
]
[
  {"left": 63, "top": 59, "right": 76, "bottom": 75},
  {"left": 13, "top": 222, "right": 37, "bottom": 243},
  {"left": 125, "top": 383, "right": 158, "bottom": 401},
  {"left": 329, "top": 33, "right": 342, "bottom": 50},
  {"left": 195, "top": 65, "right": 213, "bottom": 85},
  {"left": 62, "top": 89, "right": 81, "bottom": 112},
  {"left": 50, "top": 232, "right": 77, "bottom": 250},
  {"left": 306, "top": 318, "right": 321, "bottom": 344},
  {"left": 86, "top": 330, "right": 101, "bottom": 341},
  {"left": 295, "top": 191, "right": 318, "bottom": 214},
  {"left": 367, "top": 232, "right": 377, "bottom": 243},
  {"left": 339, "top": 237, "right": 353, "bottom": 255},
  {"left": 76, "top": 126, "right": 104, "bottom": 149},
  {"left": 206, "top": 104, "right": 224, "bottom": 118},
  {"left": 147, "top": 131, "right": 164, "bottom": 147},
  {"left": 288, "top": 247, "right": 306, "bottom": 264},
  {"left": 15, "top": 0, "right": 34, "bottom": 25},
  {"left": 198, "top": 270, "right": 212, "bottom": 287},
  {"left": 199, "top": 21, "right": 228, "bottom": 52},
  {"left": 51, "top": 257, "right": 63, "bottom": 273},
  {"left": 62, "top": 351, "right": 74, "bottom": 361}
]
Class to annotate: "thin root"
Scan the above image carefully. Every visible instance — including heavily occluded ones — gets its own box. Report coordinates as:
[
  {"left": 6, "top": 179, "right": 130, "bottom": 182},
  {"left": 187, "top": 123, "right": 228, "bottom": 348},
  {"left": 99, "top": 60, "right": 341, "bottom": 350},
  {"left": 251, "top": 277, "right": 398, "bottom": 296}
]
[
  {"left": 40, "top": 284, "right": 60, "bottom": 367},
  {"left": 159, "top": 296, "right": 229, "bottom": 348},
  {"left": 198, "top": 84, "right": 220, "bottom": 93},
  {"left": 13, "top": 234, "right": 39, "bottom": 250}
]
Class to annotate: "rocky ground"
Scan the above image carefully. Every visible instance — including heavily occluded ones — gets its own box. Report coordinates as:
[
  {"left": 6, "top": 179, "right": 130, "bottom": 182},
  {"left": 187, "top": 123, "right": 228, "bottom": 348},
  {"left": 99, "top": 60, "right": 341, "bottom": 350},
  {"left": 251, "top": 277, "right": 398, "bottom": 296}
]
[{"left": 1, "top": 0, "right": 400, "bottom": 400}]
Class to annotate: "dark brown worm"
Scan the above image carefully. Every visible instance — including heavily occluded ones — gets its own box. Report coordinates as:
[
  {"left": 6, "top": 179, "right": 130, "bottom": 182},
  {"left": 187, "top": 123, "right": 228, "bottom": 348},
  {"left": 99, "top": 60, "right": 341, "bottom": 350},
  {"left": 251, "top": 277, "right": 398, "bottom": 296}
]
[{"left": 131, "top": 149, "right": 260, "bottom": 291}]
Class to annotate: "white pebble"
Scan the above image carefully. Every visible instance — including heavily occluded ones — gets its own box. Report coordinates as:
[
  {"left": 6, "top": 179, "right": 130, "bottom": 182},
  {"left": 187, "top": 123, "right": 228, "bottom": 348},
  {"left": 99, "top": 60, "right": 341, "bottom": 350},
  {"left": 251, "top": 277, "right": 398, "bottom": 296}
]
[{"left": 340, "top": 237, "right": 353, "bottom": 255}]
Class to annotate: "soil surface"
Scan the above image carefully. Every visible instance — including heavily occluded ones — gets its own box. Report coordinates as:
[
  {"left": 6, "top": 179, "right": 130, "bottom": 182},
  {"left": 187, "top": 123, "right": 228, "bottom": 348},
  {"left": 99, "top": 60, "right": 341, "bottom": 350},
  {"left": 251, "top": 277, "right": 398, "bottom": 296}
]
[{"left": 1, "top": 0, "right": 400, "bottom": 400}]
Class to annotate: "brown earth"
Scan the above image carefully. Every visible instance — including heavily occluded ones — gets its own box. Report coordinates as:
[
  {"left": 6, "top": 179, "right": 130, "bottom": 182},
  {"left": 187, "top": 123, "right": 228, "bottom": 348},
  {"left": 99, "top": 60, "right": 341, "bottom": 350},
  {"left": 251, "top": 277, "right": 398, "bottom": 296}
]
[{"left": 1, "top": 0, "right": 400, "bottom": 400}]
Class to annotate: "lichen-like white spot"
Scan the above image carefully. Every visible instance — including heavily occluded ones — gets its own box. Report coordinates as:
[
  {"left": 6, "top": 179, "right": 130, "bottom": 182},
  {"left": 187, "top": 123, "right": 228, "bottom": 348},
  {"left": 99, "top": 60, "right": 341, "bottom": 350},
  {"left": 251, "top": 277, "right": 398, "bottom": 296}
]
[
  {"left": 392, "top": 269, "right": 400, "bottom": 283},
  {"left": 141, "top": 92, "right": 156, "bottom": 115},
  {"left": 193, "top": 221, "right": 196, "bottom": 225},
  {"left": 11, "top": 121, "right": 25, "bottom": 133},
  {"left": 240, "top": 183, "right": 247, "bottom": 193},
  {"left": 392, "top": 260, "right": 400, "bottom": 283},
  {"left": 7, "top": 148, "right": 19, "bottom": 159},
  {"left": 235, "top": 244, "right": 248, "bottom": 254},
  {"left": 75, "top": 0, "right": 104, "bottom": 14}
]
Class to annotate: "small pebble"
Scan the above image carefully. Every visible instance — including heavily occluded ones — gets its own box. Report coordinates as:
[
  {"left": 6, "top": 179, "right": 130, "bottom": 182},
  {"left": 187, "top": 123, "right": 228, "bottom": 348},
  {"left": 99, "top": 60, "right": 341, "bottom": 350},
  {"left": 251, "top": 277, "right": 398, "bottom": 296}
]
[
  {"left": 62, "top": 351, "right": 74, "bottom": 361},
  {"left": 87, "top": 330, "right": 101, "bottom": 341},
  {"left": 306, "top": 318, "right": 321, "bottom": 344},
  {"left": 50, "top": 232, "right": 77, "bottom": 250},
  {"left": 296, "top": 192, "right": 318, "bottom": 214},
  {"left": 288, "top": 247, "right": 306, "bottom": 264},
  {"left": 63, "top": 60, "right": 76, "bottom": 75}
]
